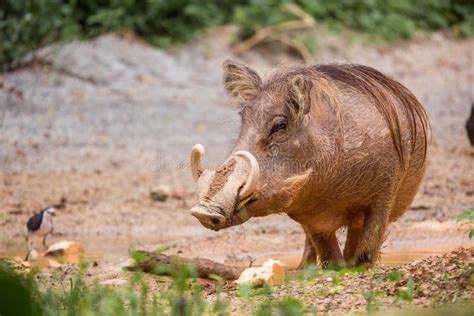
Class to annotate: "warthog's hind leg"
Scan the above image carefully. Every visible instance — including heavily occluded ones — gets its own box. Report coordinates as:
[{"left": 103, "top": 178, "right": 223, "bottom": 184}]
[
  {"left": 297, "top": 234, "right": 317, "bottom": 270},
  {"left": 354, "top": 197, "right": 392, "bottom": 267}
]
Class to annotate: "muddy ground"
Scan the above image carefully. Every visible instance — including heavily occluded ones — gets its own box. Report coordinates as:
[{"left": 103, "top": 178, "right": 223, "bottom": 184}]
[{"left": 0, "top": 27, "right": 473, "bottom": 313}]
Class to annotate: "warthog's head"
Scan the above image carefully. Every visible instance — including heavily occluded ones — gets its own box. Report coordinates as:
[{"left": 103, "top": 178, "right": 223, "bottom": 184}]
[{"left": 190, "top": 61, "right": 318, "bottom": 231}]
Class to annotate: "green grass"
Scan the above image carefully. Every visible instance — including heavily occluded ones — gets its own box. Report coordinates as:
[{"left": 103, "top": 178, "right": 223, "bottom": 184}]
[
  {"left": 396, "top": 278, "right": 415, "bottom": 303},
  {"left": 0, "top": 259, "right": 314, "bottom": 315},
  {"left": 1, "top": 0, "right": 473, "bottom": 71},
  {"left": 456, "top": 208, "right": 474, "bottom": 239},
  {"left": 2, "top": 258, "right": 474, "bottom": 316}
]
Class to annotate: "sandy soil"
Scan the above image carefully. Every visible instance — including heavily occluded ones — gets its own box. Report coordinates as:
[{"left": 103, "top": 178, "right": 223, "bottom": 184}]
[{"left": 0, "top": 27, "right": 473, "bottom": 313}]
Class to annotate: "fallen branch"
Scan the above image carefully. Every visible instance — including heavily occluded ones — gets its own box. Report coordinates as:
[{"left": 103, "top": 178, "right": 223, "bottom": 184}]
[
  {"left": 127, "top": 251, "right": 244, "bottom": 280},
  {"left": 233, "top": 20, "right": 313, "bottom": 55},
  {"left": 271, "top": 34, "right": 314, "bottom": 64},
  {"left": 233, "top": 3, "right": 316, "bottom": 56}
]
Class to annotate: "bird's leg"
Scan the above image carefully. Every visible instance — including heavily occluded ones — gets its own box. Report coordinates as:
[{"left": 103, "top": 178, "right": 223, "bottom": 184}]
[
  {"left": 24, "top": 234, "right": 30, "bottom": 261},
  {"left": 42, "top": 234, "right": 48, "bottom": 249},
  {"left": 25, "top": 235, "right": 30, "bottom": 261}
]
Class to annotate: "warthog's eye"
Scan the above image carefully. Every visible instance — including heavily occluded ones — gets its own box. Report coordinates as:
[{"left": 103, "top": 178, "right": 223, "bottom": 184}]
[{"left": 270, "top": 117, "right": 288, "bottom": 135}]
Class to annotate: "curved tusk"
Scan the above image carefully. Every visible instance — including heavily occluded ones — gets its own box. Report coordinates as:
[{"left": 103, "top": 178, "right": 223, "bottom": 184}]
[
  {"left": 234, "top": 150, "right": 260, "bottom": 200},
  {"left": 191, "top": 144, "right": 205, "bottom": 182}
]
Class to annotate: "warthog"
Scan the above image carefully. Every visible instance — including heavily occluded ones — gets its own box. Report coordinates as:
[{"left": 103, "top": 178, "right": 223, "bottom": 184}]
[{"left": 190, "top": 61, "right": 429, "bottom": 268}]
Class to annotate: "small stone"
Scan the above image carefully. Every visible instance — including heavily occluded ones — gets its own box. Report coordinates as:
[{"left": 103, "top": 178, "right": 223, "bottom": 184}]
[
  {"left": 235, "top": 259, "right": 285, "bottom": 287},
  {"left": 118, "top": 258, "right": 135, "bottom": 269},
  {"left": 150, "top": 185, "right": 171, "bottom": 202},
  {"left": 45, "top": 240, "right": 83, "bottom": 264},
  {"left": 28, "top": 250, "right": 39, "bottom": 261}
]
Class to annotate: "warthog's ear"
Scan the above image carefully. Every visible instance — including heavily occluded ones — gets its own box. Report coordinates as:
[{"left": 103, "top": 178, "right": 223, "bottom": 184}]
[
  {"left": 223, "top": 60, "right": 261, "bottom": 102},
  {"left": 289, "top": 75, "right": 312, "bottom": 123}
]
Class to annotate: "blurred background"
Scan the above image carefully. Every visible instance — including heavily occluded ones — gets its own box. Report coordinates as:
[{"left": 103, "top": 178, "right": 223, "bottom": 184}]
[{"left": 0, "top": 1, "right": 473, "bottom": 267}]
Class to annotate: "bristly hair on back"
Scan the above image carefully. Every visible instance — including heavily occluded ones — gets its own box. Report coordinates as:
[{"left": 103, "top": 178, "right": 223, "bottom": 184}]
[{"left": 314, "top": 64, "right": 430, "bottom": 168}]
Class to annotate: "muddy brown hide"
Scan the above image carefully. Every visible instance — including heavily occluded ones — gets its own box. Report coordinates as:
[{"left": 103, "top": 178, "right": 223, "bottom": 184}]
[{"left": 190, "top": 61, "right": 429, "bottom": 268}]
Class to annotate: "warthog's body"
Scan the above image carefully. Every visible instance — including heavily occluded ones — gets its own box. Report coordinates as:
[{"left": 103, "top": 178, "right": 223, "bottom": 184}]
[{"left": 190, "top": 62, "right": 429, "bottom": 267}]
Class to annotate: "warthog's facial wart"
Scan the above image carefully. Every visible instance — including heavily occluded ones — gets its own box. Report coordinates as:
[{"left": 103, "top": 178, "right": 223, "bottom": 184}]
[{"left": 189, "top": 144, "right": 259, "bottom": 231}]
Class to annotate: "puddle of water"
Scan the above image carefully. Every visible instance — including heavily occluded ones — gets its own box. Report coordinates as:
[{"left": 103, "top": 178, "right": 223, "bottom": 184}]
[
  {"left": 380, "top": 250, "right": 442, "bottom": 266},
  {"left": 230, "top": 242, "right": 472, "bottom": 270},
  {"left": 0, "top": 236, "right": 141, "bottom": 264}
]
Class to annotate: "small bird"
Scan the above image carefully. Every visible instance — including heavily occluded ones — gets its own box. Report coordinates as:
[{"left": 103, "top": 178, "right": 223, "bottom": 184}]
[
  {"left": 25, "top": 207, "right": 56, "bottom": 259},
  {"left": 466, "top": 103, "right": 474, "bottom": 146}
]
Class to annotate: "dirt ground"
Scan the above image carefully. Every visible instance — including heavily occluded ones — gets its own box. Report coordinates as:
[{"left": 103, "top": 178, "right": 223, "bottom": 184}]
[
  {"left": 17, "top": 246, "right": 468, "bottom": 315},
  {"left": 0, "top": 27, "right": 473, "bottom": 313}
]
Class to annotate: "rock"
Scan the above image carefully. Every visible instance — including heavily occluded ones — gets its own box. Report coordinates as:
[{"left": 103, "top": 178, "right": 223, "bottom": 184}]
[
  {"left": 235, "top": 259, "right": 285, "bottom": 287},
  {"left": 45, "top": 240, "right": 83, "bottom": 264},
  {"left": 117, "top": 258, "right": 135, "bottom": 270},
  {"left": 12, "top": 257, "right": 31, "bottom": 269},
  {"left": 1, "top": 257, "right": 31, "bottom": 273},
  {"left": 150, "top": 185, "right": 171, "bottom": 202}
]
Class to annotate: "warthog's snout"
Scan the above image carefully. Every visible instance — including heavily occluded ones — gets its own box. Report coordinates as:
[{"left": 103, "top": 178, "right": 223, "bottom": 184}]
[
  {"left": 190, "top": 205, "right": 226, "bottom": 231},
  {"left": 190, "top": 144, "right": 259, "bottom": 231}
]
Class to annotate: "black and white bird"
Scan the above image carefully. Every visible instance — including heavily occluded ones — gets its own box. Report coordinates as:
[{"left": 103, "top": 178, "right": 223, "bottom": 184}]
[
  {"left": 466, "top": 103, "right": 474, "bottom": 146},
  {"left": 26, "top": 207, "right": 56, "bottom": 250}
]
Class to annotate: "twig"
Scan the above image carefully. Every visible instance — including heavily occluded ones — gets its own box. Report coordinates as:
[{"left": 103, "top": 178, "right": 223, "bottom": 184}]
[
  {"left": 233, "top": 20, "right": 314, "bottom": 55},
  {"left": 127, "top": 251, "right": 245, "bottom": 280},
  {"left": 271, "top": 34, "right": 314, "bottom": 64},
  {"left": 248, "top": 257, "right": 256, "bottom": 268}
]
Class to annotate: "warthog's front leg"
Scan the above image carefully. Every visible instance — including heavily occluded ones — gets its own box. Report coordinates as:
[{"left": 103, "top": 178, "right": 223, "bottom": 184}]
[
  {"left": 310, "top": 231, "right": 345, "bottom": 268},
  {"left": 297, "top": 233, "right": 317, "bottom": 269},
  {"left": 343, "top": 225, "right": 363, "bottom": 265}
]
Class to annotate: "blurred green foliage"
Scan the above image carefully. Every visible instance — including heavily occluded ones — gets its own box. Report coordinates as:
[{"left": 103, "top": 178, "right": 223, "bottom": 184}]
[
  {"left": 456, "top": 208, "right": 474, "bottom": 239},
  {"left": 1, "top": 0, "right": 473, "bottom": 70},
  {"left": 1, "top": 259, "right": 474, "bottom": 315},
  {"left": 237, "top": 0, "right": 473, "bottom": 38},
  {"left": 0, "top": 261, "right": 41, "bottom": 316},
  {"left": 0, "top": 261, "right": 209, "bottom": 316}
]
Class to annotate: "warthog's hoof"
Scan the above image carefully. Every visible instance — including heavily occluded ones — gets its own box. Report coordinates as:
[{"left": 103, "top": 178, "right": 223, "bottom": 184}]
[{"left": 355, "top": 252, "right": 375, "bottom": 268}]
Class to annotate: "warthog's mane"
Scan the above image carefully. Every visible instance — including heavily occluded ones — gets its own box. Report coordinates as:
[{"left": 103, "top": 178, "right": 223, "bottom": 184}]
[{"left": 263, "top": 63, "right": 430, "bottom": 167}]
